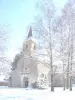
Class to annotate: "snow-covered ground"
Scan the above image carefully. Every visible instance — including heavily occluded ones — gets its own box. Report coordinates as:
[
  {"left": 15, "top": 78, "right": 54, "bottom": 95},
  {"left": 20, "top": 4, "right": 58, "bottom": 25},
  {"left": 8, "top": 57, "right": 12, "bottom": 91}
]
[{"left": 0, "top": 87, "right": 75, "bottom": 100}]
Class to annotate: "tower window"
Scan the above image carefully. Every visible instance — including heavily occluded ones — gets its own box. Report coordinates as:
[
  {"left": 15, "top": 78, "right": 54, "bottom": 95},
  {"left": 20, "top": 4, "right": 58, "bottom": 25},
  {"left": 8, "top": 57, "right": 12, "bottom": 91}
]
[
  {"left": 34, "top": 45, "right": 36, "bottom": 50},
  {"left": 40, "top": 74, "right": 44, "bottom": 78},
  {"left": 26, "top": 44, "right": 28, "bottom": 49},
  {"left": 25, "top": 68, "right": 27, "bottom": 70}
]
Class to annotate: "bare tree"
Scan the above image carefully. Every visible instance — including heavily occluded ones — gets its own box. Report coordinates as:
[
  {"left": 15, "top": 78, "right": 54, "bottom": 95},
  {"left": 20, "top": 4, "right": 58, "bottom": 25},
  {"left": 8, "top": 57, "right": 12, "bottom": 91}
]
[
  {"left": 33, "top": 0, "right": 75, "bottom": 92},
  {"left": 33, "top": 0, "right": 58, "bottom": 92},
  {"left": 59, "top": 0, "right": 75, "bottom": 91},
  {"left": 0, "top": 25, "right": 11, "bottom": 75},
  {"left": 56, "top": 19, "right": 66, "bottom": 90}
]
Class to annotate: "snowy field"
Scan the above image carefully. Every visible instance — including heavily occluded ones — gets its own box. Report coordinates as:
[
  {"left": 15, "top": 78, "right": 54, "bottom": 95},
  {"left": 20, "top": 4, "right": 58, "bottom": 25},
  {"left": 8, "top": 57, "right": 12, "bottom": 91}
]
[{"left": 0, "top": 87, "right": 75, "bottom": 100}]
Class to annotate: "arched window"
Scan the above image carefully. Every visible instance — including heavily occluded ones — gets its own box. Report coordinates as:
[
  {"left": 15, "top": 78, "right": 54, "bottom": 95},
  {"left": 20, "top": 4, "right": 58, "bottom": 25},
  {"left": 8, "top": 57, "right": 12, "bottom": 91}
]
[
  {"left": 40, "top": 74, "right": 44, "bottom": 78},
  {"left": 26, "top": 44, "right": 28, "bottom": 49},
  {"left": 25, "top": 68, "right": 27, "bottom": 70},
  {"left": 45, "top": 75, "right": 47, "bottom": 79},
  {"left": 34, "top": 45, "right": 36, "bottom": 50}
]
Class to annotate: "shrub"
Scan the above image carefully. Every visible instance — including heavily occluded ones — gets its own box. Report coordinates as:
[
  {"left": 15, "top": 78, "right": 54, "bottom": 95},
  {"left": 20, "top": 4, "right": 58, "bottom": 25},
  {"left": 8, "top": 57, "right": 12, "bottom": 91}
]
[{"left": 31, "top": 81, "right": 38, "bottom": 88}]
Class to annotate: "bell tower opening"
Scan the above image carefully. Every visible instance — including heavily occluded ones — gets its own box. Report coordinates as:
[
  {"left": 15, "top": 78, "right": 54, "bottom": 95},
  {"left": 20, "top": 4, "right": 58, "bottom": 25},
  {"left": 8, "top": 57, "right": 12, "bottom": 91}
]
[{"left": 26, "top": 44, "right": 28, "bottom": 49}]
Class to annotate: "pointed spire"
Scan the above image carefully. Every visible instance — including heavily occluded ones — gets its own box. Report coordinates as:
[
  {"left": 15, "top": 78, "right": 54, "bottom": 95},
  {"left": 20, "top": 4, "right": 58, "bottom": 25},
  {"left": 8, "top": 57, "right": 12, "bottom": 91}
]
[{"left": 27, "top": 26, "right": 32, "bottom": 38}]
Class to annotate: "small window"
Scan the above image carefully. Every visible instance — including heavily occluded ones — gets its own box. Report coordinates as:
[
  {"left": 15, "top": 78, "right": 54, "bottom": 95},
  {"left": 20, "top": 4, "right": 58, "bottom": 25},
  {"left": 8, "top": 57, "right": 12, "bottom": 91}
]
[
  {"left": 40, "top": 74, "right": 44, "bottom": 77},
  {"left": 26, "top": 44, "right": 28, "bottom": 49},
  {"left": 34, "top": 45, "right": 36, "bottom": 50},
  {"left": 45, "top": 75, "right": 47, "bottom": 79},
  {"left": 25, "top": 68, "right": 27, "bottom": 70}
]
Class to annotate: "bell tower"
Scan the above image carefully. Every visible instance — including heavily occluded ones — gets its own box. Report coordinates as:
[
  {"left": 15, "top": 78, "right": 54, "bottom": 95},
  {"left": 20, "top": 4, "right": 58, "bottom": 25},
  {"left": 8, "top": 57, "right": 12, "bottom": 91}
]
[{"left": 23, "top": 26, "right": 36, "bottom": 57}]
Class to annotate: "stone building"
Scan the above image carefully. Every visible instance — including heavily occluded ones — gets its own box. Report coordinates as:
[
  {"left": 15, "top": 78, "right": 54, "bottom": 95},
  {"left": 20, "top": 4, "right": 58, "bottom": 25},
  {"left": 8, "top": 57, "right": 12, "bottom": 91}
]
[
  {"left": 10, "top": 27, "right": 64, "bottom": 88},
  {"left": 9, "top": 27, "right": 52, "bottom": 88},
  {"left": 10, "top": 27, "right": 38, "bottom": 87}
]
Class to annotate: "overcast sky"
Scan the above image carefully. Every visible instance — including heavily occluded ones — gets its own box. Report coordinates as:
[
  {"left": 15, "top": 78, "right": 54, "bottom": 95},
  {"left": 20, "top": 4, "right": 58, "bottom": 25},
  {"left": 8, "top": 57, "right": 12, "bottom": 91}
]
[{"left": 0, "top": 0, "right": 68, "bottom": 61}]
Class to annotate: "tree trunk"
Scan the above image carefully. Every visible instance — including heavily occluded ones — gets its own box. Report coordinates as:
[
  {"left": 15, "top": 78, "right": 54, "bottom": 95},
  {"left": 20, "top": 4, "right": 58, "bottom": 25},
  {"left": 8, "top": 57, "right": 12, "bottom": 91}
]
[
  {"left": 63, "top": 62, "right": 66, "bottom": 90},
  {"left": 66, "top": 32, "right": 70, "bottom": 89},
  {"left": 69, "top": 27, "right": 73, "bottom": 91},
  {"left": 63, "top": 75, "right": 66, "bottom": 90},
  {"left": 51, "top": 72, "right": 54, "bottom": 91},
  {"left": 69, "top": 44, "right": 73, "bottom": 91},
  {"left": 70, "top": 76, "right": 72, "bottom": 91},
  {"left": 66, "top": 68, "right": 69, "bottom": 89},
  {"left": 50, "top": 33, "right": 54, "bottom": 92},
  {"left": 50, "top": 54, "right": 54, "bottom": 92}
]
